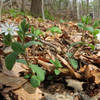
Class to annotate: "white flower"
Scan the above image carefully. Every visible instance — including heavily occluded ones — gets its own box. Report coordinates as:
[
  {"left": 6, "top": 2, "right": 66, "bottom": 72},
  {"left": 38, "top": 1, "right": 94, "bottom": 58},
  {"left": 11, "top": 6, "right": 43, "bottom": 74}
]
[
  {"left": 0, "top": 23, "right": 19, "bottom": 35},
  {"left": 96, "top": 33, "right": 100, "bottom": 41}
]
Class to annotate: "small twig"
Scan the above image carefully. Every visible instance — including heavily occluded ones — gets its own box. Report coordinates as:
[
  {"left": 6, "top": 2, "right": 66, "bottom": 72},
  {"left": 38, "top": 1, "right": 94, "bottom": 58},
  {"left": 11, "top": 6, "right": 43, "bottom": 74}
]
[
  {"left": 23, "top": 53, "right": 29, "bottom": 66},
  {"left": 46, "top": 50, "right": 55, "bottom": 61},
  {"left": 38, "top": 59, "right": 54, "bottom": 72}
]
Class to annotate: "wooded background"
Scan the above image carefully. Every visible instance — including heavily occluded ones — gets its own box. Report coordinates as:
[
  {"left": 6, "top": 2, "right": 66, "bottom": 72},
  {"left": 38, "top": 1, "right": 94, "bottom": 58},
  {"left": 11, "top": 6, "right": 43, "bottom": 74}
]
[{"left": 0, "top": 0, "right": 100, "bottom": 20}]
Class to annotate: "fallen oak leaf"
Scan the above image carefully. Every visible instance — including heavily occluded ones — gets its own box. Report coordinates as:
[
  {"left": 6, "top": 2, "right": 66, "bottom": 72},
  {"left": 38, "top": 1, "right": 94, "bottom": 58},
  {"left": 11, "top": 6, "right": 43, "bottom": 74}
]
[
  {"left": 0, "top": 73, "right": 27, "bottom": 93},
  {"left": 83, "top": 64, "right": 100, "bottom": 84},
  {"left": 13, "top": 83, "right": 43, "bottom": 100},
  {"left": 91, "top": 70, "right": 100, "bottom": 84},
  {"left": 65, "top": 79, "right": 84, "bottom": 91},
  {"left": 0, "top": 56, "right": 28, "bottom": 77}
]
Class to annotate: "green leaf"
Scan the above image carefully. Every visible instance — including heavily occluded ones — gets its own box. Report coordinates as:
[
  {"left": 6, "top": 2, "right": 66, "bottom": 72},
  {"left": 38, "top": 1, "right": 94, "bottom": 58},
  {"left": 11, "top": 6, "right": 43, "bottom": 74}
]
[
  {"left": 19, "top": 19, "right": 29, "bottom": 34},
  {"left": 21, "top": 19, "right": 26, "bottom": 32},
  {"left": 81, "top": 16, "right": 91, "bottom": 25},
  {"left": 5, "top": 52, "right": 18, "bottom": 70},
  {"left": 68, "top": 58, "right": 78, "bottom": 69},
  {"left": 30, "top": 75, "right": 40, "bottom": 87},
  {"left": 17, "top": 30, "right": 24, "bottom": 41},
  {"left": 88, "top": 44, "right": 95, "bottom": 50},
  {"left": 50, "top": 59, "right": 63, "bottom": 68},
  {"left": 49, "top": 26, "right": 62, "bottom": 34},
  {"left": 16, "top": 59, "right": 27, "bottom": 65},
  {"left": 34, "top": 29, "right": 43, "bottom": 37},
  {"left": 31, "top": 26, "right": 35, "bottom": 34},
  {"left": 93, "top": 21, "right": 100, "bottom": 28},
  {"left": 60, "top": 19, "right": 65, "bottom": 23},
  {"left": 3, "top": 34, "right": 12, "bottom": 46},
  {"left": 24, "top": 41, "right": 42, "bottom": 48},
  {"left": 66, "top": 52, "right": 73, "bottom": 58},
  {"left": 54, "top": 69, "right": 60, "bottom": 75},
  {"left": 11, "top": 42, "right": 25, "bottom": 54},
  {"left": 54, "top": 59, "right": 63, "bottom": 68},
  {"left": 77, "top": 23, "right": 84, "bottom": 29},
  {"left": 81, "top": 16, "right": 86, "bottom": 24},
  {"left": 24, "top": 73, "right": 32, "bottom": 79},
  {"left": 29, "top": 64, "right": 45, "bottom": 81},
  {"left": 93, "top": 29, "right": 100, "bottom": 37},
  {"left": 85, "top": 27, "right": 94, "bottom": 33}
]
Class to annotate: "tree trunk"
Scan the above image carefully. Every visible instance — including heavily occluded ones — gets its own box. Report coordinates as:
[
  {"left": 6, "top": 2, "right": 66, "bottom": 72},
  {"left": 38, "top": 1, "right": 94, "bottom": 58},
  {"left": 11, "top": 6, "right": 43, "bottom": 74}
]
[
  {"left": 0, "top": 0, "right": 3, "bottom": 21},
  {"left": 72, "top": 0, "right": 77, "bottom": 20},
  {"left": 42, "top": 0, "right": 45, "bottom": 20},
  {"left": 31, "top": 0, "right": 42, "bottom": 17},
  {"left": 77, "top": 0, "right": 80, "bottom": 20},
  {"left": 87, "top": 0, "right": 89, "bottom": 15},
  {"left": 21, "top": 0, "right": 25, "bottom": 12},
  {"left": 98, "top": 0, "right": 100, "bottom": 18}
]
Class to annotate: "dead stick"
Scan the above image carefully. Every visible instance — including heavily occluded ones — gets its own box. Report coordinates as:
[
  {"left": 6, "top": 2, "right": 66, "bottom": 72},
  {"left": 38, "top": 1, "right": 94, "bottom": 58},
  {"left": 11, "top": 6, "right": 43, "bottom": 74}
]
[
  {"left": 57, "top": 54, "right": 81, "bottom": 78},
  {"left": 38, "top": 59, "right": 54, "bottom": 72}
]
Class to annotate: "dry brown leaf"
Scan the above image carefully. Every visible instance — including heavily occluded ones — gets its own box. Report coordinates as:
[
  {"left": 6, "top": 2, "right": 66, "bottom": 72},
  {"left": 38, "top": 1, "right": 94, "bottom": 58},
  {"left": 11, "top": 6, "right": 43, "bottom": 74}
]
[
  {"left": 70, "top": 33, "right": 82, "bottom": 42},
  {"left": 2, "top": 62, "right": 28, "bottom": 77},
  {"left": 65, "top": 79, "right": 84, "bottom": 91},
  {"left": 14, "top": 83, "right": 43, "bottom": 100},
  {"left": 83, "top": 64, "right": 100, "bottom": 84},
  {"left": 0, "top": 55, "right": 28, "bottom": 77},
  {"left": 0, "top": 73, "right": 27, "bottom": 93},
  {"left": 91, "top": 70, "right": 100, "bottom": 84}
]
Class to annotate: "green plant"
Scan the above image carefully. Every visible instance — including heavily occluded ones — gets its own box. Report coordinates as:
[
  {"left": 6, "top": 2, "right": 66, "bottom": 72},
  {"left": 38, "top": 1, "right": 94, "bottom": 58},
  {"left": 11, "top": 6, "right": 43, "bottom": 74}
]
[
  {"left": 50, "top": 59, "right": 63, "bottom": 75},
  {"left": 9, "top": 8, "right": 25, "bottom": 18},
  {"left": 48, "top": 26, "right": 62, "bottom": 34},
  {"left": 66, "top": 41, "right": 95, "bottom": 70},
  {"left": 44, "top": 9, "right": 55, "bottom": 20},
  {"left": 1, "top": 19, "right": 45, "bottom": 87},
  {"left": 60, "top": 19, "right": 65, "bottom": 23},
  {"left": 78, "top": 16, "right": 100, "bottom": 50},
  {"left": 78, "top": 16, "right": 100, "bottom": 38},
  {"left": 66, "top": 52, "right": 78, "bottom": 70}
]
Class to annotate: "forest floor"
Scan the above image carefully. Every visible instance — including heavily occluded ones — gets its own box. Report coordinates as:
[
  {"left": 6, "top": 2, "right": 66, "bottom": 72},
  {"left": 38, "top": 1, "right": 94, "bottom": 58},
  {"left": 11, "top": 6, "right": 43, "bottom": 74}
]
[{"left": 0, "top": 15, "right": 100, "bottom": 100}]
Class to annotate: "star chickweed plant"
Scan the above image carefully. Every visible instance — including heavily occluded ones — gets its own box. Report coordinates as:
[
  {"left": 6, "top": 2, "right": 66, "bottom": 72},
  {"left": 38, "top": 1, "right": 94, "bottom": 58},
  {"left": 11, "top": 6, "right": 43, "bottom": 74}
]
[
  {"left": 0, "top": 23, "right": 18, "bottom": 35},
  {"left": 0, "top": 23, "right": 19, "bottom": 46},
  {"left": 1, "top": 19, "right": 45, "bottom": 88}
]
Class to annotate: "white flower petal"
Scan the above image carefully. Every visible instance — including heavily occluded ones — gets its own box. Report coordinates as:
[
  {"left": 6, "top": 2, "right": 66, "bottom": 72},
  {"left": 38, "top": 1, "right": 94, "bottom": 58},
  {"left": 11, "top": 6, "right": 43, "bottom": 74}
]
[
  {"left": 0, "top": 23, "right": 19, "bottom": 36},
  {"left": 5, "top": 32, "right": 9, "bottom": 35},
  {"left": 96, "top": 33, "right": 100, "bottom": 41}
]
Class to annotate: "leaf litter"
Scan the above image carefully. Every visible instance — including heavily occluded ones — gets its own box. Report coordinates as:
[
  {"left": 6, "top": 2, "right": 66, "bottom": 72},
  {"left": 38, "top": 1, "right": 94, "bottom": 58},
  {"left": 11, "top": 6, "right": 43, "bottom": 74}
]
[{"left": 0, "top": 15, "right": 100, "bottom": 100}]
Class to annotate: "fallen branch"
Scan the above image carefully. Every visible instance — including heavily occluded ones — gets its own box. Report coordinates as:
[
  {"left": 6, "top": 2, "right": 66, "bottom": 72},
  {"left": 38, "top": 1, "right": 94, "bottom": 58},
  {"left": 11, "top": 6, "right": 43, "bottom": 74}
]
[{"left": 57, "top": 54, "right": 81, "bottom": 78}]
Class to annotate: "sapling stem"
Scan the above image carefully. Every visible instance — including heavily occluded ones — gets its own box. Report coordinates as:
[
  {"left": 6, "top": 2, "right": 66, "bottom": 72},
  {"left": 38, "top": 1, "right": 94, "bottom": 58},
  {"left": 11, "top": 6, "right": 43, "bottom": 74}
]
[{"left": 23, "top": 53, "right": 29, "bottom": 66}]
